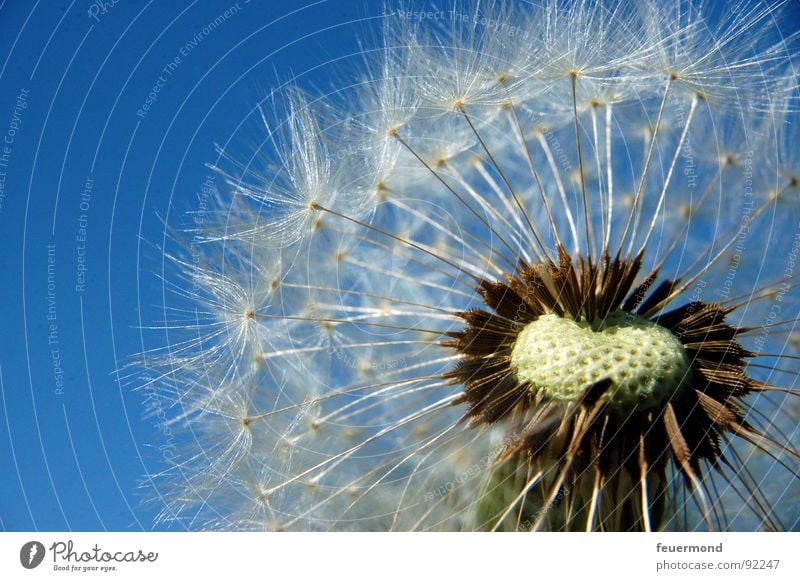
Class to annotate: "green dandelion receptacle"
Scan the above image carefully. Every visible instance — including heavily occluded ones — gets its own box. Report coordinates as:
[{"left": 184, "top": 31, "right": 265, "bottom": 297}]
[{"left": 511, "top": 312, "right": 690, "bottom": 408}]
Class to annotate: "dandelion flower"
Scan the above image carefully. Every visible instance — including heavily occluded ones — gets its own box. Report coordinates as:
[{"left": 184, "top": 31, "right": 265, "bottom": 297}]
[{"left": 138, "top": 0, "right": 800, "bottom": 531}]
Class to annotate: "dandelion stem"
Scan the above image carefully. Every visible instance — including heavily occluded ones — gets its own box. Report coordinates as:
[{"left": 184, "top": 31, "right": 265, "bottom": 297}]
[
  {"left": 457, "top": 104, "right": 549, "bottom": 263},
  {"left": 571, "top": 73, "right": 595, "bottom": 259},
  {"left": 278, "top": 282, "right": 463, "bottom": 313},
  {"left": 311, "top": 202, "right": 484, "bottom": 284},
  {"left": 535, "top": 131, "right": 581, "bottom": 254},
  {"left": 585, "top": 467, "right": 602, "bottom": 532},
  {"left": 448, "top": 162, "right": 535, "bottom": 265},
  {"left": 388, "top": 198, "right": 514, "bottom": 275},
  {"left": 618, "top": 76, "right": 673, "bottom": 259},
  {"left": 254, "top": 312, "right": 446, "bottom": 335},
  {"left": 642, "top": 191, "right": 779, "bottom": 316},
  {"left": 648, "top": 162, "right": 728, "bottom": 275},
  {"left": 589, "top": 104, "right": 607, "bottom": 256},
  {"left": 604, "top": 103, "right": 614, "bottom": 256},
  {"left": 638, "top": 94, "right": 700, "bottom": 257},
  {"left": 638, "top": 436, "right": 652, "bottom": 532},
  {"left": 503, "top": 102, "right": 562, "bottom": 259},
  {"left": 490, "top": 470, "right": 544, "bottom": 531},
  {"left": 390, "top": 131, "right": 524, "bottom": 263}
]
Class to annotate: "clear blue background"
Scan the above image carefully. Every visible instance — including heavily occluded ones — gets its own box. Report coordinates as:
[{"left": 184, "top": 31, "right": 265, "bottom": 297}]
[
  {"left": 0, "top": 0, "right": 386, "bottom": 531},
  {"left": 1, "top": 0, "right": 798, "bottom": 532}
]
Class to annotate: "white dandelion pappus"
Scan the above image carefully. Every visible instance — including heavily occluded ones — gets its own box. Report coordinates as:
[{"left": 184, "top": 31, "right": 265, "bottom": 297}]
[{"left": 138, "top": 0, "right": 800, "bottom": 531}]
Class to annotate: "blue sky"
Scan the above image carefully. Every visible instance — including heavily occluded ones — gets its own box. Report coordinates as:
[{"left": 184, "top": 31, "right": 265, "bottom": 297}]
[
  {"left": 1, "top": 0, "right": 799, "bottom": 533},
  {"left": 0, "top": 0, "right": 380, "bottom": 531}
]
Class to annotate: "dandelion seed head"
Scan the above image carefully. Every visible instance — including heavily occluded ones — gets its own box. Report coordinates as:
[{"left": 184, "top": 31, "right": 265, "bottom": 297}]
[{"left": 136, "top": 0, "right": 800, "bottom": 531}]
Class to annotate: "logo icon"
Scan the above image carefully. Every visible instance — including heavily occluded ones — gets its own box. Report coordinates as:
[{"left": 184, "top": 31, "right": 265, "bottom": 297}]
[{"left": 20, "top": 541, "right": 46, "bottom": 569}]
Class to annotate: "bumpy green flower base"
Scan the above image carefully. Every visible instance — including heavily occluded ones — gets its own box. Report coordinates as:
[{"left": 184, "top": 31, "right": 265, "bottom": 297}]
[{"left": 511, "top": 312, "right": 690, "bottom": 408}]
